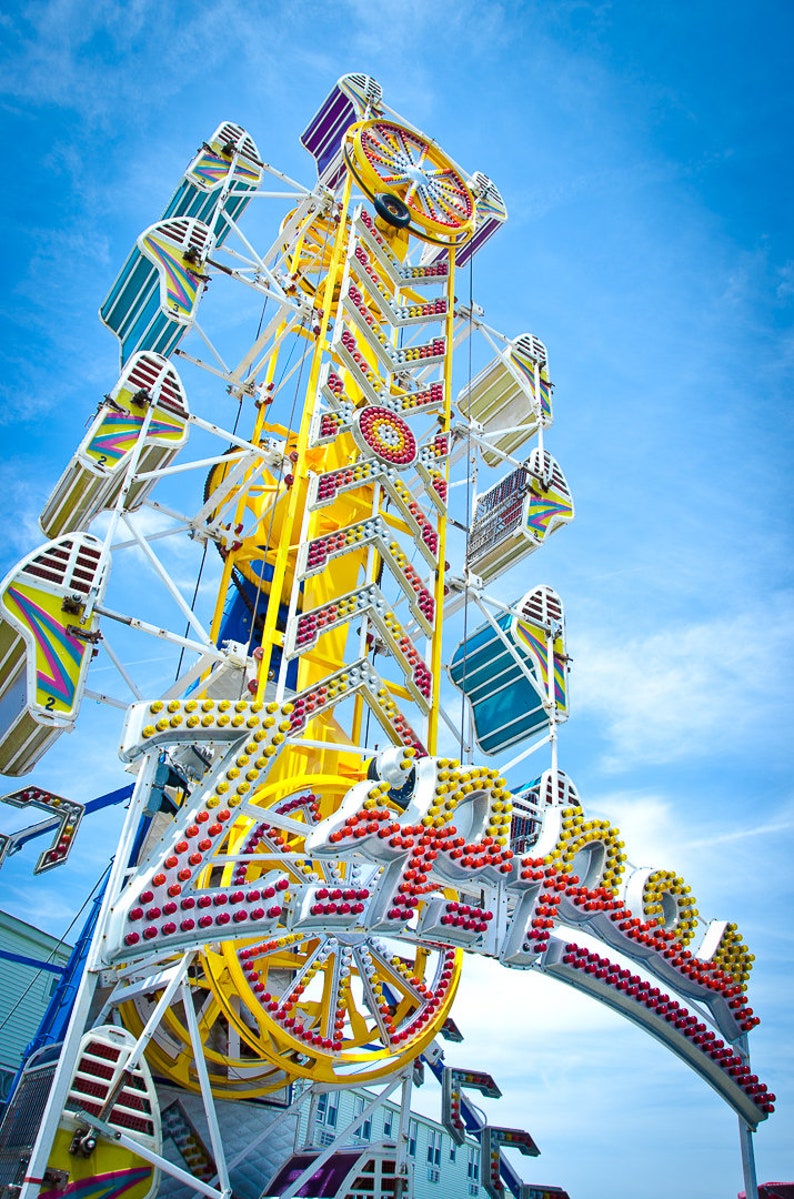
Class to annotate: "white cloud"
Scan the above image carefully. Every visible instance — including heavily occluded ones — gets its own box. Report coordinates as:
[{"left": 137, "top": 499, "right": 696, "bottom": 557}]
[
  {"left": 684, "top": 815, "right": 794, "bottom": 850},
  {"left": 571, "top": 594, "right": 794, "bottom": 771},
  {"left": 0, "top": 461, "right": 50, "bottom": 555},
  {"left": 584, "top": 790, "right": 680, "bottom": 862},
  {"left": 452, "top": 956, "right": 617, "bottom": 1045},
  {"left": 0, "top": 2, "right": 244, "bottom": 122},
  {"left": 777, "top": 261, "right": 794, "bottom": 300}
]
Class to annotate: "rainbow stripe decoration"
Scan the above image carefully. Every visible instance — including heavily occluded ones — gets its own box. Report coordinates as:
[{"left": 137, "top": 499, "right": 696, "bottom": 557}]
[
  {"left": 39, "top": 1168, "right": 153, "bottom": 1199},
  {"left": 513, "top": 619, "right": 567, "bottom": 711},
  {"left": 475, "top": 188, "right": 506, "bottom": 220},
  {"left": 189, "top": 149, "right": 234, "bottom": 186},
  {"left": 188, "top": 149, "right": 262, "bottom": 189},
  {"left": 140, "top": 232, "right": 203, "bottom": 320},
  {"left": 86, "top": 411, "right": 185, "bottom": 465},
  {"left": 525, "top": 488, "right": 574, "bottom": 540},
  {"left": 3, "top": 584, "right": 87, "bottom": 714},
  {"left": 509, "top": 349, "right": 553, "bottom": 421}
]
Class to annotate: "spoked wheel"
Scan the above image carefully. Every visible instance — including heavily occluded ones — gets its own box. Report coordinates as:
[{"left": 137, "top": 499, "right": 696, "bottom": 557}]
[
  {"left": 203, "top": 777, "right": 463, "bottom": 1085},
  {"left": 344, "top": 119, "right": 475, "bottom": 246}
]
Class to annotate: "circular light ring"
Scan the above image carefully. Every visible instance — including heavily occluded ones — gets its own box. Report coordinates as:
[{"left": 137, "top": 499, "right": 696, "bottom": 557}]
[
  {"left": 344, "top": 119, "right": 475, "bottom": 244},
  {"left": 352, "top": 405, "right": 418, "bottom": 467}
]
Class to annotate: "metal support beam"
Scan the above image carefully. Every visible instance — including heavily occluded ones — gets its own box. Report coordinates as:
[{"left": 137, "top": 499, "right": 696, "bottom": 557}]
[
  {"left": 180, "top": 978, "right": 233, "bottom": 1199},
  {"left": 16, "top": 756, "right": 160, "bottom": 1199},
  {"left": 739, "top": 1117, "right": 759, "bottom": 1198}
]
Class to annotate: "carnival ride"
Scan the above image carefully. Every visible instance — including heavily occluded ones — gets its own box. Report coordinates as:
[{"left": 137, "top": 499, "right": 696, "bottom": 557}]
[{"left": 0, "top": 73, "right": 773, "bottom": 1199}]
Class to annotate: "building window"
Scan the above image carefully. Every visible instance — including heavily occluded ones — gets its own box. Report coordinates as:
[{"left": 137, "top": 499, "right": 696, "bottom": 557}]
[
  {"left": 353, "top": 1095, "right": 372, "bottom": 1141},
  {"left": 316, "top": 1091, "right": 338, "bottom": 1129},
  {"left": 467, "top": 1145, "right": 479, "bottom": 1182},
  {"left": 426, "top": 1127, "right": 442, "bottom": 1184},
  {"left": 408, "top": 1119, "right": 418, "bottom": 1157},
  {"left": 449, "top": 1142, "right": 456, "bottom": 1163},
  {"left": 383, "top": 1107, "right": 394, "bottom": 1139}
]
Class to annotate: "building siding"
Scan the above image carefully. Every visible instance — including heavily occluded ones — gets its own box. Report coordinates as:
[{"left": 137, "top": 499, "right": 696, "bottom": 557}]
[
  {"left": 297, "top": 1084, "right": 484, "bottom": 1199},
  {"left": 0, "top": 910, "right": 72, "bottom": 1100}
]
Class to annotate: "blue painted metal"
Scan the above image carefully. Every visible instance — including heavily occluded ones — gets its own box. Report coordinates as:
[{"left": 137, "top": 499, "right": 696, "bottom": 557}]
[
  {"left": 0, "top": 950, "right": 65, "bottom": 975},
  {"left": 20, "top": 881, "right": 106, "bottom": 1064},
  {"left": 83, "top": 784, "right": 135, "bottom": 815},
  {"left": 164, "top": 178, "right": 253, "bottom": 246},
  {"left": 3, "top": 784, "right": 136, "bottom": 1108},
  {"left": 99, "top": 218, "right": 211, "bottom": 367},
  {"left": 449, "top": 613, "right": 549, "bottom": 756},
  {"left": 100, "top": 125, "right": 262, "bottom": 367},
  {"left": 218, "top": 570, "right": 299, "bottom": 689},
  {"left": 99, "top": 246, "right": 188, "bottom": 367}
]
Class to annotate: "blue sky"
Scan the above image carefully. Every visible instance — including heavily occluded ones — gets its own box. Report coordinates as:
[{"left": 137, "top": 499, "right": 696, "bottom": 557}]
[{"left": 1, "top": 2, "right": 792, "bottom": 1196}]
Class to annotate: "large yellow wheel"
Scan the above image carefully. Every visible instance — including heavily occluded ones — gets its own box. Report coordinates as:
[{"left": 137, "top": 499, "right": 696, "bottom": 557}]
[
  {"left": 344, "top": 119, "right": 475, "bottom": 245},
  {"left": 202, "top": 777, "right": 463, "bottom": 1085}
]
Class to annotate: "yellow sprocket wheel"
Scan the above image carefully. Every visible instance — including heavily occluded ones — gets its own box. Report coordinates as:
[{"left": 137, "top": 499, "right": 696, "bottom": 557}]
[
  {"left": 344, "top": 119, "right": 475, "bottom": 245},
  {"left": 202, "top": 776, "right": 463, "bottom": 1085}
]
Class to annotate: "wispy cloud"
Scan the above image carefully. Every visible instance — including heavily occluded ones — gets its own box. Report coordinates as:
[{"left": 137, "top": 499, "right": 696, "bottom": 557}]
[
  {"left": 571, "top": 594, "right": 794, "bottom": 770},
  {"left": 684, "top": 816, "right": 794, "bottom": 850},
  {"left": 0, "top": 2, "right": 254, "bottom": 125},
  {"left": 0, "top": 460, "right": 50, "bottom": 554}
]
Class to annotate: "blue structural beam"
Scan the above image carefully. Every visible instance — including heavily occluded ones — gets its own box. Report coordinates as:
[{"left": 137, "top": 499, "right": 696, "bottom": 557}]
[
  {"left": 21, "top": 881, "right": 107, "bottom": 1063},
  {"left": 84, "top": 785, "right": 135, "bottom": 815},
  {"left": 2, "top": 784, "right": 134, "bottom": 1108},
  {"left": 0, "top": 950, "right": 65, "bottom": 975}
]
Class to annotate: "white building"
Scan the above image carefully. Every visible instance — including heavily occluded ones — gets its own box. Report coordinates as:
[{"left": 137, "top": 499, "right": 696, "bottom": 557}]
[{"left": 292, "top": 1084, "right": 487, "bottom": 1198}]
